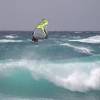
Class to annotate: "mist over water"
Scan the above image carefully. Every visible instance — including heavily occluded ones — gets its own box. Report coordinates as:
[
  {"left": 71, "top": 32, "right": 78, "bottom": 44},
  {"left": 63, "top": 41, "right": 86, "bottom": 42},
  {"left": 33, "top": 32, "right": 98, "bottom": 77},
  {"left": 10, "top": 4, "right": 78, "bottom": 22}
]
[{"left": 0, "top": 31, "right": 100, "bottom": 100}]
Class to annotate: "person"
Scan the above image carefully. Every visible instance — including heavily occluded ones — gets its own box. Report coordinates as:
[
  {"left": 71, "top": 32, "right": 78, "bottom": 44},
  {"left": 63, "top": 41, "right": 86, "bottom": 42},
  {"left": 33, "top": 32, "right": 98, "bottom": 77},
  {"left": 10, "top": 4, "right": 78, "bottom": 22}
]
[
  {"left": 32, "top": 19, "right": 48, "bottom": 42},
  {"left": 32, "top": 30, "right": 47, "bottom": 42}
]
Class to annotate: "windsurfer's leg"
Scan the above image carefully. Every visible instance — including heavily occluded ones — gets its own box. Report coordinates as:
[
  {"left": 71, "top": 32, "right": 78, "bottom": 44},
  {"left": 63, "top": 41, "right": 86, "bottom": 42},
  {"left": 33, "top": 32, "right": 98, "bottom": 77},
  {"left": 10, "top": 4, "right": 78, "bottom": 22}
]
[{"left": 32, "top": 36, "right": 38, "bottom": 42}]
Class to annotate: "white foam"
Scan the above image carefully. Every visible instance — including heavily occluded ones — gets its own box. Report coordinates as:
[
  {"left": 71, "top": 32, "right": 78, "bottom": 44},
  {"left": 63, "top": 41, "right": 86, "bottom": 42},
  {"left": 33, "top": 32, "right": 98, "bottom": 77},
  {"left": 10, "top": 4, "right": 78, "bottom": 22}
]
[
  {"left": 60, "top": 43, "right": 93, "bottom": 54},
  {"left": 74, "top": 31, "right": 82, "bottom": 33},
  {"left": 69, "top": 35, "right": 100, "bottom": 43},
  {"left": 0, "top": 93, "right": 51, "bottom": 100},
  {"left": 0, "top": 59, "right": 100, "bottom": 92},
  {"left": 4, "top": 35, "right": 18, "bottom": 39},
  {"left": 55, "top": 68, "right": 100, "bottom": 92},
  {"left": 0, "top": 39, "right": 23, "bottom": 43},
  {"left": 86, "top": 68, "right": 100, "bottom": 90},
  {"left": 0, "top": 95, "right": 53, "bottom": 100}
]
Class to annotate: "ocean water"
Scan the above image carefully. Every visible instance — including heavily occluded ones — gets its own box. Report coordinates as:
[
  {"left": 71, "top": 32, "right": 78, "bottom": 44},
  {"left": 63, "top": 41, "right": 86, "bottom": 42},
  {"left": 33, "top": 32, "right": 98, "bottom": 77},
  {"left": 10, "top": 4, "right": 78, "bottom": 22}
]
[{"left": 0, "top": 31, "right": 100, "bottom": 100}]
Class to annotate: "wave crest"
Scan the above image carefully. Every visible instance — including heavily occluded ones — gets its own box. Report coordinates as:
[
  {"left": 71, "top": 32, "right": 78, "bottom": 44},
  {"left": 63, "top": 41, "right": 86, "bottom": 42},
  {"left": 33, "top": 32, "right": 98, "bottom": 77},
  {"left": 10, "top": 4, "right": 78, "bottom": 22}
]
[
  {"left": 4, "top": 34, "right": 18, "bottom": 39},
  {"left": 0, "top": 59, "right": 100, "bottom": 92},
  {"left": 0, "top": 39, "right": 23, "bottom": 43},
  {"left": 60, "top": 43, "right": 93, "bottom": 54},
  {"left": 69, "top": 35, "right": 100, "bottom": 43}
]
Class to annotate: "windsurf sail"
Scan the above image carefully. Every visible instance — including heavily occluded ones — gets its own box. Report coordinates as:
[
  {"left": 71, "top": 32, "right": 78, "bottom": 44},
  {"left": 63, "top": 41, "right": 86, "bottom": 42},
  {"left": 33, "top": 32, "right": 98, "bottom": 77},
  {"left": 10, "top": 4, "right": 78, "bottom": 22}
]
[{"left": 33, "top": 19, "right": 48, "bottom": 39}]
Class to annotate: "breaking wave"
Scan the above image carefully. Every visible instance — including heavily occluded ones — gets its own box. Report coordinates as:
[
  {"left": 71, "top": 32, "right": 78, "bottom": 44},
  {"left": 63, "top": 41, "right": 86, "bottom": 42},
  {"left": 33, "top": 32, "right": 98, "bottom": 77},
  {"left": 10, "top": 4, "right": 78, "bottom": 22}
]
[
  {"left": 0, "top": 58, "right": 100, "bottom": 92},
  {"left": 69, "top": 35, "right": 100, "bottom": 43},
  {"left": 60, "top": 43, "right": 93, "bottom": 54},
  {"left": 0, "top": 39, "right": 23, "bottom": 43},
  {"left": 4, "top": 34, "right": 18, "bottom": 39}
]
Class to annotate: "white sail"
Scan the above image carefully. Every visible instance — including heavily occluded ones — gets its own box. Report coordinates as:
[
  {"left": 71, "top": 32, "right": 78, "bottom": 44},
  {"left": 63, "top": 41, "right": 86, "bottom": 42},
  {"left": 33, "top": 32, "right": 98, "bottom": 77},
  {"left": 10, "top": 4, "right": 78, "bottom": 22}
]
[{"left": 33, "top": 28, "right": 46, "bottom": 39}]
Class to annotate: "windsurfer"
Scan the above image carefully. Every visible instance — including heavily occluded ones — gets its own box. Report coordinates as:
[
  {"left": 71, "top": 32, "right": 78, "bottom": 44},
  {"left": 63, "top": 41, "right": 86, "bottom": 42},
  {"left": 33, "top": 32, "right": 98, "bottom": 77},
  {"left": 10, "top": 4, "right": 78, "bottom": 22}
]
[{"left": 32, "top": 19, "right": 48, "bottom": 42}]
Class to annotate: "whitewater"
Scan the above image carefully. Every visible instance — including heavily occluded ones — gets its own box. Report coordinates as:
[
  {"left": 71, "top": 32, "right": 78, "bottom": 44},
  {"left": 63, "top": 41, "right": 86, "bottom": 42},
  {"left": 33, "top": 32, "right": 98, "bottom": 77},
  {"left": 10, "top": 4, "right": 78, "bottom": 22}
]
[{"left": 0, "top": 31, "right": 100, "bottom": 100}]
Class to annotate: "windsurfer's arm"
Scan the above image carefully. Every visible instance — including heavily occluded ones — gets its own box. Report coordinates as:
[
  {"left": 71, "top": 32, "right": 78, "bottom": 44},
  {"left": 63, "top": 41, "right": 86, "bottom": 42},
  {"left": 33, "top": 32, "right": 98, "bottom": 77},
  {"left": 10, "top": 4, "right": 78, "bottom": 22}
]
[
  {"left": 32, "top": 32, "right": 34, "bottom": 35},
  {"left": 32, "top": 28, "right": 36, "bottom": 35}
]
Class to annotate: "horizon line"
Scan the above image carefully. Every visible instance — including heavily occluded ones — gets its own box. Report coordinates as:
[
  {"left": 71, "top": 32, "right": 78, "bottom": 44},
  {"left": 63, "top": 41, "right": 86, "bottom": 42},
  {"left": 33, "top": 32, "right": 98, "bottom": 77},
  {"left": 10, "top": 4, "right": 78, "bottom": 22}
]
[{"left": 0, "top": 30, "right": 100, "bottom": 32}]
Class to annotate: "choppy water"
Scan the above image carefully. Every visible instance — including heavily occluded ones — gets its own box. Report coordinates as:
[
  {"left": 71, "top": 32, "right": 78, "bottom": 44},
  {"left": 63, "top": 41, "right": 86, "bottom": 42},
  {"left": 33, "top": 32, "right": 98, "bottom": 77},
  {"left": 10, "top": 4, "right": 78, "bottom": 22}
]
[{"left": 0, "top": 31, "right": 100, "bottom": 100}]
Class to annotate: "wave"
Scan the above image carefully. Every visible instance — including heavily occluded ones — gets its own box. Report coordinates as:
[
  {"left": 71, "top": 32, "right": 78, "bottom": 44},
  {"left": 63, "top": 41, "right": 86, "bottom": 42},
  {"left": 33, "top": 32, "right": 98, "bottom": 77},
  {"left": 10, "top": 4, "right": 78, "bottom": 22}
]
[
  {"left": 69, "top": 35, "right": 100, "bottom": 43},
  {"left": 60, "top": 43, "right": 93, "bottom": 54},
  {"left": 4, "top": 34, "right": 18, "bottom": 39},
  {"left": 0, "top": 94, "right": 54, "bottom": 100},
  {"left": 0, "top": 39, "right": 23, "bottom": 43},
  {"left": 0, "top": 58, "right": 100, "bottom": 92}
]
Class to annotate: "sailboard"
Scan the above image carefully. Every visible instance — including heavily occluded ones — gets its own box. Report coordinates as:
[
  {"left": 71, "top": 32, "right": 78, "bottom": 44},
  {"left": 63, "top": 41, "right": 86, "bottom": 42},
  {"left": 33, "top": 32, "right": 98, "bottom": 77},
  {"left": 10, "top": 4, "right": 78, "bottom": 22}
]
[{"left": 33, "top": 19, "right": 48, "bottom": 39}]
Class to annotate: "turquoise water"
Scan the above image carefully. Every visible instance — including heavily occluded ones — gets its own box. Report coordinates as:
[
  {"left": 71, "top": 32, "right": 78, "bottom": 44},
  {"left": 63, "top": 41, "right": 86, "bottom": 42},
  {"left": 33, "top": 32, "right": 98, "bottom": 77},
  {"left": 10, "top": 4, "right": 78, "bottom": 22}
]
[{"left": 0, "top": 31, "right": 100, "bottom": 100}]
